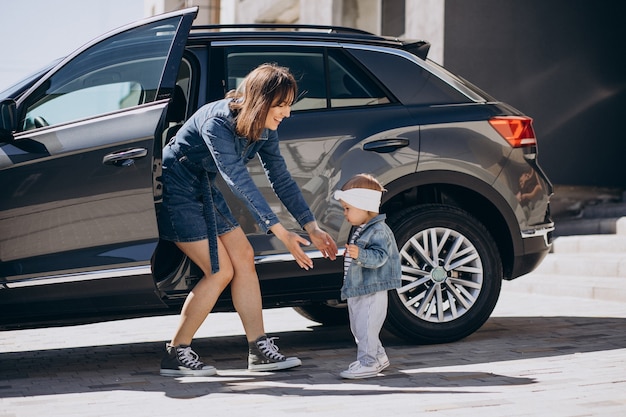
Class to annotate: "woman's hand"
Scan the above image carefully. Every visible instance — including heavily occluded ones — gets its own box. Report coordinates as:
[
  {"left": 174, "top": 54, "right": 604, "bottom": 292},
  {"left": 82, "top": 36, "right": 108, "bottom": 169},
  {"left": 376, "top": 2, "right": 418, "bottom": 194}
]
[
  {"left": 271, "top": 223, "right": 315, "bottom": 270},
  {"left": 304, "top": 221, "right": 338, "bottom": 261}
]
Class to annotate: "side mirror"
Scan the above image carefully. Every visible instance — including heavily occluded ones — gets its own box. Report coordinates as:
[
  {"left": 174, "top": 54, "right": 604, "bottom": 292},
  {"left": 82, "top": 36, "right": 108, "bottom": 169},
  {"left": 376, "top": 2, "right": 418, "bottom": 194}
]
[{"left": 0, "top": 99, "right": 17, "bottom": 142}]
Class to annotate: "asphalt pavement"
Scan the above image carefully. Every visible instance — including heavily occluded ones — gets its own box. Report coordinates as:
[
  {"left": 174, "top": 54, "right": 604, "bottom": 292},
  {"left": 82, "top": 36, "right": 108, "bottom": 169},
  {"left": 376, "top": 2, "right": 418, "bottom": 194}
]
[{"left": 1, "top": 228, "right": 625, "bottom": 417}]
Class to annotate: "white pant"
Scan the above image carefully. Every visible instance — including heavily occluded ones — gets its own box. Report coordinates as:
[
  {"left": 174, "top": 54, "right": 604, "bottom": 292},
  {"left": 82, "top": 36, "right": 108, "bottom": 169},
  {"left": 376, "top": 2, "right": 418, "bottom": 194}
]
[{"left": 347, "top": 291, "right": 388, "bottom": 367}]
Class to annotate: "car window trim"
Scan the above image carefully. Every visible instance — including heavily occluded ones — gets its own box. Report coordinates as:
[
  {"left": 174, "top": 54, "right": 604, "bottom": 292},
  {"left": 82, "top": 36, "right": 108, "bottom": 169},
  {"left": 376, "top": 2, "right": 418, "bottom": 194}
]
[
  {"left": 211, "top": 40, "right": 484, "bottom": 103},
  {"left": 214, "top": 40, "right": 397, "bottom": 110},
  {"left": 211, "top": 40, "right": 336, "bottom": 48}
]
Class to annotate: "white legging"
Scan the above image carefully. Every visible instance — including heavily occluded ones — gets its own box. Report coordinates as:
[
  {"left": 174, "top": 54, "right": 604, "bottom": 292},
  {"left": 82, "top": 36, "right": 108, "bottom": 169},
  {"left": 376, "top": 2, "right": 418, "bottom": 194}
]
[{"left": 347, "top": 290, "right": 388, "bottom": 367}]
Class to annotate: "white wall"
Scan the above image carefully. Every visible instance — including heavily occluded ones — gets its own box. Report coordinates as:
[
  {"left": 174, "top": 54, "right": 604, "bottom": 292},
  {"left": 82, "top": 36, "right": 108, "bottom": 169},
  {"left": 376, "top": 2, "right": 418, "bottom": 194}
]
[{"left": 405, "top": 0, "right": 444, "bottom": 64}]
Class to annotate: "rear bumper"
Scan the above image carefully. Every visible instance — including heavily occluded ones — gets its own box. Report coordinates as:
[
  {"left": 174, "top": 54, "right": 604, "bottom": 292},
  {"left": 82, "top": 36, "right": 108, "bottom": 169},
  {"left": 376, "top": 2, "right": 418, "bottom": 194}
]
[{"left": 509, "top": 225, "right": 554, "bottom": 279}]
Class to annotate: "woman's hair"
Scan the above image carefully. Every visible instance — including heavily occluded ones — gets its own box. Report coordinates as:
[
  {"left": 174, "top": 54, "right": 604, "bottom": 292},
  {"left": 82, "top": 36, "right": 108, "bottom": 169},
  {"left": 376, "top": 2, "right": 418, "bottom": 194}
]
[
  {"left": 227, "top": 63, "right": 297, "bottom": 141},
  {"left": 341, "top": 173, "right": 386, "bottom": 192}
]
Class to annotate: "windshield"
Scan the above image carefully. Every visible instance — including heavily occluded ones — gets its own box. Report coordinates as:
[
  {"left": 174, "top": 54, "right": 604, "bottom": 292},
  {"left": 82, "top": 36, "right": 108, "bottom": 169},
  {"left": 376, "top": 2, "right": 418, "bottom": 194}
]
[{"left": 0, "top": 59, "right": 61, "bottom": 101}]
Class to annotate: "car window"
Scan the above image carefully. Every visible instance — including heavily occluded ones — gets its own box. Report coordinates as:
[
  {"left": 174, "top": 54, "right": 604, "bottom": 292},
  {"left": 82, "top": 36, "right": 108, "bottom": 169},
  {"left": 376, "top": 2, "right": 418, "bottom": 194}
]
[
  {"left": 348, "top": 48, "right": 470, "bottom": 106},
  {"left": 327, "top": 48, "right": 390, "bottom": 108},
  {"left": 20, "top": 17, "right": 183, "bottom": 131},
  {"left": 224, "top": 46, "right": 389, "bottom": 111}
]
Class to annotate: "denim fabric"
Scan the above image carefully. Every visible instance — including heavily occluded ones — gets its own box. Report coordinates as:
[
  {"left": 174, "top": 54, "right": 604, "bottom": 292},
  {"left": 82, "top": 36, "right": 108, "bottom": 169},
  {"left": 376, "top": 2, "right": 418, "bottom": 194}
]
[
  {"left": 158, "top": 157, "right": 238, "bottom": 240},
  {"left": 341, "top": 214, "right": 402, "bottom": 300},
  {"left": 158, "top": 98, "right": 315, "bottom": 273}
]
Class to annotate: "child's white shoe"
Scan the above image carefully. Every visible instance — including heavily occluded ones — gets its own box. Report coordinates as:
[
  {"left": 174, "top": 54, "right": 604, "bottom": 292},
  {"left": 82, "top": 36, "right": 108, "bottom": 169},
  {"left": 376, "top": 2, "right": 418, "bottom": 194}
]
[{"left": 340, "top": 361, "right": 379, "bottom": 379}]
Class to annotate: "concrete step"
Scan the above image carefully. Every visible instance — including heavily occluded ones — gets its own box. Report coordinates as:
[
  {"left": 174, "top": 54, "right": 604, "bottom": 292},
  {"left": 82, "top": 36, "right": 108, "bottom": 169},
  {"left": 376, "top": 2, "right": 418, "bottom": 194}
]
[
  {"left": 552, "top": 201, "right": 626, "bottom": 236},
  {"left": 533, "top": 252, "right": 626, "bottom": 277},
  {"left": 551, "top": 234, "right": 626, "bottom": 254},
  {"left": 506, "top": 219, "right": 626, "bottom": 302},
  {"left": 504, "top": 273, "right": 626, "bottom": 303}
]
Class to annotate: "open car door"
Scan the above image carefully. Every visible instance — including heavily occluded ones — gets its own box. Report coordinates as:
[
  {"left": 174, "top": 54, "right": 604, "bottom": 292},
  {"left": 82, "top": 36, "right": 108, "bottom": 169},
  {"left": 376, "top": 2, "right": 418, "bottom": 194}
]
[{"left": 0, "top": 7, "right": 197, "bottom": 324}]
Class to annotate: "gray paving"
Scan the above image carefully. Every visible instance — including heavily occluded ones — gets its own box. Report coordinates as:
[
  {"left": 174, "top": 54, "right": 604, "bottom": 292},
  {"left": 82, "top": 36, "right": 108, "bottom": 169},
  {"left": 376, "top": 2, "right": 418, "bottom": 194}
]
[{"left": 1, "top": 224, "right": 626, "bottom": 417}]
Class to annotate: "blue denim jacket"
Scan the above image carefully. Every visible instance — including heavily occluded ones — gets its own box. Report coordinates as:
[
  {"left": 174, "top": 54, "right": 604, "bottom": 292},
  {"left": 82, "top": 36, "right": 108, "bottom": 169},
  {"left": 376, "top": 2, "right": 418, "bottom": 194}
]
[
  {"left": 341, "top": 214, "right": 402, "bottom": 300},
  {"left": 162, "top": 98, "right": 315, "bottom": 271}
]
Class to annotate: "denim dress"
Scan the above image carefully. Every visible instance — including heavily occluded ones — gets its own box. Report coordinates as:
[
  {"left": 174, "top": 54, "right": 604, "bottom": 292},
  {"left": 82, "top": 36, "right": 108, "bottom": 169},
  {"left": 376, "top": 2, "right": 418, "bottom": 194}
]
[{"left": 158, "top": 98, "right": 315, "bottom": 273}]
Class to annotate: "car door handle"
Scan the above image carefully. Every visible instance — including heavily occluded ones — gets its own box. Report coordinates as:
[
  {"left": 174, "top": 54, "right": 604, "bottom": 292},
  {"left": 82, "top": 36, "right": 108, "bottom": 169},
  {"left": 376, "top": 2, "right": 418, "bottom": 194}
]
[
  {"left": 102, "top": 148, "right": 148, "bottom": 167},
  {"left": 363, "top": 138, "right": 409, "bottom": 153}
]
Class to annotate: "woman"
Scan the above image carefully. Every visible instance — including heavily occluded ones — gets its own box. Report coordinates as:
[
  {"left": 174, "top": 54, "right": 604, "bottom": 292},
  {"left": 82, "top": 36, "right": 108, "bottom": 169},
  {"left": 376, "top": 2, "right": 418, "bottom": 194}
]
[{"left": 157, "top": 64, "right": 338, "bottom": 376}]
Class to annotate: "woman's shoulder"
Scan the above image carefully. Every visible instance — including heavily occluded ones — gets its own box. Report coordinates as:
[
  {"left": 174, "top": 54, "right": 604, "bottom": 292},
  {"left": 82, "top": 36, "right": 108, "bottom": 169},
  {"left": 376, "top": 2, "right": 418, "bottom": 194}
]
[{"left": 196, "top": 98, "right": 234, "bottom": 121}]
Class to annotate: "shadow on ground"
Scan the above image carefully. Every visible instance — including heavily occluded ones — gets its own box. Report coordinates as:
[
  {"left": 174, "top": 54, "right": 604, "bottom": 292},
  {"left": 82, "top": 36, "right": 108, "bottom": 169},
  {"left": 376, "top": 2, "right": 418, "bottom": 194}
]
[{"left": 1, "top": 314, "right": 624, "bottom": 399}]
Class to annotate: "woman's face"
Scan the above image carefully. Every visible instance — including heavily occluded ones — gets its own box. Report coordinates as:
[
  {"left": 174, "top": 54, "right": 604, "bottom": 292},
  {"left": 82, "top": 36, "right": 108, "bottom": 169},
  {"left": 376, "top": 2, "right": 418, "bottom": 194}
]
[{"left": 264, "top": 100, "right": 292, "bottom": 131}]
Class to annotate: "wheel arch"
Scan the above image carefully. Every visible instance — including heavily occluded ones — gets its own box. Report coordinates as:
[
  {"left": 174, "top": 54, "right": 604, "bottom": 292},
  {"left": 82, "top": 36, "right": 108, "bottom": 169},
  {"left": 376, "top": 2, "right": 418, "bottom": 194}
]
[{"left": 381, "top": 170, "right": 520, "bottom": 279}]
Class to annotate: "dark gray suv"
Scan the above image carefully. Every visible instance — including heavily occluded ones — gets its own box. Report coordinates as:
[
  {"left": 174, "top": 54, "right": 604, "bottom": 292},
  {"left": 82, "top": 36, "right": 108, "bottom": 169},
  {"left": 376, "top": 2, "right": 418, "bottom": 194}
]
[{"left": 0, "top": 7, "right": 553, "bottom": 344}]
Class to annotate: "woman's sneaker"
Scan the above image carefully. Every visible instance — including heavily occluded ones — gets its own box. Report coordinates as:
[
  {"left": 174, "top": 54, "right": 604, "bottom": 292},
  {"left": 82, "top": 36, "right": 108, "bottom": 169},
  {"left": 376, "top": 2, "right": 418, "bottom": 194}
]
[
  {"left": 160, "top": 343, "right": 217, "bottom": 377},
  {"left": 248, "top": 335, "right": 301, "bottom": 371}
]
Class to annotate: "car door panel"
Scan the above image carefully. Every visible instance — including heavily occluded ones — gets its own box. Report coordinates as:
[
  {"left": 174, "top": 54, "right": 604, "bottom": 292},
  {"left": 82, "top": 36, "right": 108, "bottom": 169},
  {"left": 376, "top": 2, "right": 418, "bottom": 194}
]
[
  {"left": 0, "top": 104, "right": 165, "bottom": 280},
  {"left": 0, "top": 7, "right": 198, "bottom": 314}
]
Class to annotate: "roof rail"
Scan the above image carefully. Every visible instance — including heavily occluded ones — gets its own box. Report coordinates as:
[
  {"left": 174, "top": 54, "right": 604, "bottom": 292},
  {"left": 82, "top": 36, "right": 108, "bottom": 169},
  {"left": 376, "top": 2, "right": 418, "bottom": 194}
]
[{"left": 190, "top": 23, "right": 375, "bottom": 36}]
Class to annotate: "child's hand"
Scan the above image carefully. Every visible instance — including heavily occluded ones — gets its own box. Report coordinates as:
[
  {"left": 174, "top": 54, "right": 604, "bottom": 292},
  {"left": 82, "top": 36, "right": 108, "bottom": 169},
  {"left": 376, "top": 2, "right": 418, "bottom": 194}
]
[{"left": 345, "top": 244, "right": 359, "bottom": 259}]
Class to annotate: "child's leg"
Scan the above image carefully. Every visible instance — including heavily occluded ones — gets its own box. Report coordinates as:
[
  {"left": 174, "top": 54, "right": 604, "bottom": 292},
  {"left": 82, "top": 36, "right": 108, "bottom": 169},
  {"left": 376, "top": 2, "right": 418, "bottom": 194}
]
[{"left": 348, "top": 291, "right": 388, "bottom": 367}]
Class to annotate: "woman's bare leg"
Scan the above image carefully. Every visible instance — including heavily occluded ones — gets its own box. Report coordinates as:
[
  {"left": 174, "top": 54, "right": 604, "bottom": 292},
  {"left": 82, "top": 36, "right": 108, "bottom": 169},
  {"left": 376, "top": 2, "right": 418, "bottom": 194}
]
[
  {"left": 170, "top": 238, "right": 234, "bottom": 346},
  {"left": 219, "top": 227, "right": 265, "bottom": 342}
]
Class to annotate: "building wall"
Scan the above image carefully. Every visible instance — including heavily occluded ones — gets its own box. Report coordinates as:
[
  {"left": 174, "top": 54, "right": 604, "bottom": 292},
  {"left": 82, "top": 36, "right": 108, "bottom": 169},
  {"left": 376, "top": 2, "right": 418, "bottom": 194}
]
[
  {"left": 145, "top": 0, "right": 219, "bottom": 24},
  {"left": 443, "top": 0, "right": 626, "bottom": 188}
]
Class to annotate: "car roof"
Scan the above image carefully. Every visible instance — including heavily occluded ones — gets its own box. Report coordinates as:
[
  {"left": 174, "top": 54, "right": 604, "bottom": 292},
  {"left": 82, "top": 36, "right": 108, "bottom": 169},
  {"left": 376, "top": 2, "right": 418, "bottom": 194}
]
[{"left": 187, "top": 24, "right": 431, "bottom": 60}]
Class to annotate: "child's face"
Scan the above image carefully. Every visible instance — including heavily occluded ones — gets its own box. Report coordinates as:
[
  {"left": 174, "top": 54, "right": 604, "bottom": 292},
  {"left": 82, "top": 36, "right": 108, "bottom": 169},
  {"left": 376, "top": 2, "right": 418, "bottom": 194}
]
[{"left": 340, "top": 200, "right": 372, "bottom": 226}]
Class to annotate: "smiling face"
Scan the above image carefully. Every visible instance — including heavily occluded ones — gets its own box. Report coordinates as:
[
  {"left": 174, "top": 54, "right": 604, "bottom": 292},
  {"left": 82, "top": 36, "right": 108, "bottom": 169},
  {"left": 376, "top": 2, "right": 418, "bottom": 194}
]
[
  {"left": 264, "top": 100, "right": 292, "bottom": 131},
  {"left": 229, "top": 64, "right": 297, "bottom": 139}
]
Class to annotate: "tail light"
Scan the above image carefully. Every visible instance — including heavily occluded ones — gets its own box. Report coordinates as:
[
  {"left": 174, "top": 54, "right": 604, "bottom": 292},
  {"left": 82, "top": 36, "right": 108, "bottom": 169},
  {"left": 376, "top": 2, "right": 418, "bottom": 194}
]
[{"left": 489, "top": 116, "right": 537, "bottom": 148}]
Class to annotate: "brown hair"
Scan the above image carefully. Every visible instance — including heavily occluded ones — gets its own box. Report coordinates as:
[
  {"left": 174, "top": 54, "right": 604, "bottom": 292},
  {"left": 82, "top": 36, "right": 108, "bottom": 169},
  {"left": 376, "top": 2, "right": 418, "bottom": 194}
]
[
  {"left": 227, "top": 63, "right": 297, "bottom": 141},
  {"left": 341, "top": 173, "right": 386, "bottom": 192}
]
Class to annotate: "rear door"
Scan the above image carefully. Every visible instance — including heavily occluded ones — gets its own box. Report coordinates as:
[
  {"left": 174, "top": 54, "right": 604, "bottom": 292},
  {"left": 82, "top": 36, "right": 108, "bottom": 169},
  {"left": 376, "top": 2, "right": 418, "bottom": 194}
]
[
  {"left": 205, "top": 42, "right": 419, "bottom": 300},
  {"left": 0, "top": 9, "right": 196, "bottom": 290}
]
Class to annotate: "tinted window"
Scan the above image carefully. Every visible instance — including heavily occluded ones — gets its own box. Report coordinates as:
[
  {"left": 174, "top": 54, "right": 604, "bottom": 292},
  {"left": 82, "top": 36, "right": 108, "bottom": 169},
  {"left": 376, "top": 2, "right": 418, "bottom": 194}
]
[
  {"left": 20, "top": 18, "right": 181, "bottom": 131},
  {"left": 349, "top": 48, "right": 470, "bottom": 106},
  {"left": 224, "top": 46, "right": 389, "bottom": 111},
  {"left": 327, "top": 49, "right": 390, "bottom": 108}
]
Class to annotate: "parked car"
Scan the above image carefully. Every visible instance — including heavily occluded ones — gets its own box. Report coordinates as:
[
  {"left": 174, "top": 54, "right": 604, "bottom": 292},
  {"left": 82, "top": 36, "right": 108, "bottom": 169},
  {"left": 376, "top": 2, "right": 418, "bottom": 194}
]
[{"left": 0, "top": 7, "right": 553, "bottom": 344}]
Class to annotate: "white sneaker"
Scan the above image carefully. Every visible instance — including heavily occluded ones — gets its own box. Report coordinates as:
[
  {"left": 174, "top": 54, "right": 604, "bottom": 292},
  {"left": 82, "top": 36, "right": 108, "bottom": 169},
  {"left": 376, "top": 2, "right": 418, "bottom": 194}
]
[
  {"left": 340, "top": 361, "right": 379, "bottom": 379},
  {"left": 377, "top": 354, "right": 390, "bottom": 372}
]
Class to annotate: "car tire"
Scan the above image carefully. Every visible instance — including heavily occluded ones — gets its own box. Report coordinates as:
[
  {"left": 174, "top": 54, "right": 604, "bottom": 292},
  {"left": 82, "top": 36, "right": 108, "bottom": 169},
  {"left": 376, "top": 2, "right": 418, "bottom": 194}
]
[
  {"left": 385, "top": 204, "right": 502, "bottom": 344},
  {"left": 293, "top": 303, "right": 349, "bottom": 326}
]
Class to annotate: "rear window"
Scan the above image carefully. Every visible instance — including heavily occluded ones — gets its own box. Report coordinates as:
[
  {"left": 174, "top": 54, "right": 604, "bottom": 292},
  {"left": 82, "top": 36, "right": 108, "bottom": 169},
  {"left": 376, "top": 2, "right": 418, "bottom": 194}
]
[{"left": 349, "top": 48, "right": 470, "bottom": 106}]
